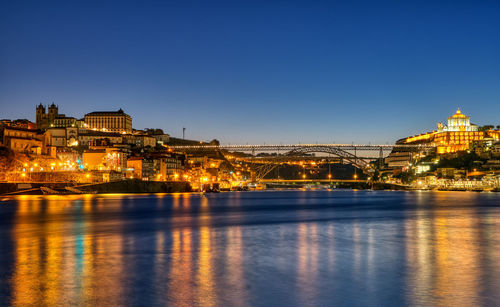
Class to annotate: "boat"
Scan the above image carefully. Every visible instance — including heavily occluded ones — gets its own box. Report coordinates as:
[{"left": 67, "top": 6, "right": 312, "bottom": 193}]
[
  {"left": 247, "top": 182, "right": 266, "bottom": 190},
  {"left": 40, "top": 187, "right": 60, "bottom": 195}
]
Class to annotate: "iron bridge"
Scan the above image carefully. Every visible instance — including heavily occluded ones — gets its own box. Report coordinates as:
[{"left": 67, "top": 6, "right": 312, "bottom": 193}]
[
  {"left": 167, "top": 143, "right": 431, "bottom": 152},
  {"left": 167, "top": 143, "right": 432, "bottom": 178}
]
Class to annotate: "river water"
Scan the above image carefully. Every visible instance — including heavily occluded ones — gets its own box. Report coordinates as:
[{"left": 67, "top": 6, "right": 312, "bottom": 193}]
[{"left": 0, "top": 190, "right": 499, "bottom": 306}]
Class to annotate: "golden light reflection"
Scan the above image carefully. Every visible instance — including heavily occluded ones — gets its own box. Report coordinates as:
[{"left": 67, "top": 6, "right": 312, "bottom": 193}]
[
  {"left": 352, "top": 222, "right": 361, "bottom": 274},
  {"left": 327, "top": 224, "right": 335, "bottom": 269},
  {"left": 10, "top": 195, "right": 126, "bottom": 306},
  {"left": 12, "top": 196, "right": 42, "bottom": 306},
  {"left": 297, "top": 223, "right": 319, "bottom": 305},
  {"left": 196, "top": 225, "right": 216, "bottom": 307},
  {"left": 225, "top": 227, "right": 247, "bottom": 306},
  {"left": 12, "top": 197, "right": 65, "bottom": 306},
  {"left": 167, "top": 228, "right": 194, "bottom": 306},
  {"left": 405, "top": 193, "right": 482, "bottom": 306},
  {"left": 433, "top": 212, "right": 480, "bottom": 306},
  {"left": 172, "top": 193, "right": 181, "bottom": 210},
  {"left": 7, "top": 192, "right": 497, "bottom": 306}
]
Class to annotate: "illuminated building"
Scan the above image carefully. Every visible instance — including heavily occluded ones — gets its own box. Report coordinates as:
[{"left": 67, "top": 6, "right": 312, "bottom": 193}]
[
  {"left": 35, "top": 103, "right": 58, "bottom": 130},
  {"left": 36, "top": 103, "right": 82, "bottom": 129},
  {"left": 84, "top": 109, "right": 132, "bottom": 133},
  {"left": 384, "top": 152, "right": 413, "bottom": 169},
  {"left": 127, "top": 153, "right": 185, "bottom": 180},
  {"left": 126, "top": 157, "right": 155, "bottom": 180},
  {"left": 82, "top": 148, "right": 126, "bottom": 171},
  {"left": 78, "top": 131, "right": 123, "bottom": 146},
  {"left": 403, "top": 109, "right": 500, "bottom": 154},
  {"left": 160, "top": 153, "right": 186, "bottom": 178},
  {"left": 52, "top": 116, "right": 84, "bottom": 128},
  {"left": 0, "top": 119, "right": 36, "bottom": 130},
  {"left": 47, "top": 127, "right": 79, "bottom": 147},
  {"left": 123, "top": 134, "right": 157, "bottom": 147},
  {"left": 144, "top": 129, "right": 170, "bottom": 145},
  {"left": 2, "top": 127, "right": 50, "bottom": 155}
]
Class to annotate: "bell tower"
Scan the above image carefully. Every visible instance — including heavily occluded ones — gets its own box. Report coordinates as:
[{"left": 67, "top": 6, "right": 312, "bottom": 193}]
[
  {"left": 48, "top": 103, "right": 58, "bottom": 124},
  {"left": 36, "top": 103, "right": 46, "bottom": 129}
]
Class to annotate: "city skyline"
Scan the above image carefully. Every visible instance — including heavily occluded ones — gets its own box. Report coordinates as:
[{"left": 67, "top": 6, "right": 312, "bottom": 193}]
[
  {"left": 1, "top": 3, "right": 500, "bottom": 306},
  {"left": 3, "top": 103, "right": 497, "bottom": 145},
  {"left": 2, "top": 1, "right": 500, "bottom": 144}
]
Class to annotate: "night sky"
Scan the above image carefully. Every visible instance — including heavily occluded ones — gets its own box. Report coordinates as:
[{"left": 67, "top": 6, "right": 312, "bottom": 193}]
[{"left": 1, "top": 1, "right": 500, "bottom": 144}]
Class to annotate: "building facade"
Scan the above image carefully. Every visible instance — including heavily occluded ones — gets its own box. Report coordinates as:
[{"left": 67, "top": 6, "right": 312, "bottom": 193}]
[
  {"left": 78, "top": 131, "right": 123, "bottom": 146},
  {"left": 82, "top": 148, "right": 126, "bottom": 171},
  {"left": 2, "top": 127, "right": 49, "bottom": 154},
  {"left": 84, "top": 109, "right": 132, "bottom": 133},
  {"left": 123, "top": 134, "right": 157, "bottom": 147},
  {"left": 403, "top": 109, "right": 500, "bottom": 154},
  {"left": 36, "top": 103, "right": 80, "bottom": 130},
  {"left": 36, "top": 103, "right": 59, "bottom": 130},
  {"left": 47, "top": 127, "right": 79, "bottom": 147}
]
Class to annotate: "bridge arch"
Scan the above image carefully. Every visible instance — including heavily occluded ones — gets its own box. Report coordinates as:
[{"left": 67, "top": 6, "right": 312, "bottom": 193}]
[{"left": 287, "top": 146, "right": 370, "bottom": 170}]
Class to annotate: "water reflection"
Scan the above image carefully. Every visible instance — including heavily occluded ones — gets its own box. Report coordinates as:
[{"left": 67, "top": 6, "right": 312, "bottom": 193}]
[
  {"left": 297, "top": 223, "right": 319, "bottom": 307},
  {"left": 405, "top": 193, "right": 485, "bottom": 306},
  {"left": 0, "top": 191, "right": 499, "bottom": 306}
]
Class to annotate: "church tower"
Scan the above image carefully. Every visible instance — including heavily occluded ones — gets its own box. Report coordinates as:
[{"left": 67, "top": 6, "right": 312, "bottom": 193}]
[
  {"left": 48, "top": 103, "right": 58, "bottom": 124},
  {"left": 36, "top": 103, "right": 46, "bottom": 129}
]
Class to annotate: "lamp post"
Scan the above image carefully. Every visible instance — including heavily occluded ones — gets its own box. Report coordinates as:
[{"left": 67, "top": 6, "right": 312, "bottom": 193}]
[{"left": 328, "top": 161, "right": 332, "bottom": 182}]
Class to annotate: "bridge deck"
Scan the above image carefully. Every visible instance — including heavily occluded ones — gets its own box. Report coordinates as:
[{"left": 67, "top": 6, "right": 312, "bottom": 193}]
[
  {"left": 168, "top": 143, "right": 432, "bottom": 151},
  {"left": 261, "top": 179, "right": 367, "bottom": 183}
]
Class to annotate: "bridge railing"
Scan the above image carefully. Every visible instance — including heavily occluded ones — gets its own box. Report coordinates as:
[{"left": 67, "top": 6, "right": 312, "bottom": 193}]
[{"left": 167, "top": 143, "right": 433, "bottom": 151}]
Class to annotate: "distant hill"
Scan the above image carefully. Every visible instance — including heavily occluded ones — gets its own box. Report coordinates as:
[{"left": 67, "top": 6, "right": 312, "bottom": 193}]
[{"left": 167, "top": 137, "right": 219, "bottom": 146}]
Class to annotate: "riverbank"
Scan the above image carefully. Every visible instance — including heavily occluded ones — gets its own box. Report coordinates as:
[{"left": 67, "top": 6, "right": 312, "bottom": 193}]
[
  {"left": 2, "top": 180, "right": 499, "bottom": 195},
  {"left": 0, "top": 179, "right": 192, "bottom": 195}
]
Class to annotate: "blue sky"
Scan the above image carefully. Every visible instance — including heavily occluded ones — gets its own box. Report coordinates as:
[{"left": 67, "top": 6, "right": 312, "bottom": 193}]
[{"left": 1, "top": 0, "right": 499, "bottom": 144}]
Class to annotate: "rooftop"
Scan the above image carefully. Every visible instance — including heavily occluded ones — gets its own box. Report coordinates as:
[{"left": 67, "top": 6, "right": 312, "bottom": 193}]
[
  {"left": 449, "top": 108, "right": 469, "bottom": 119},
  {"left": 85, "top": 109, "right": 129, "bottom": 116}
]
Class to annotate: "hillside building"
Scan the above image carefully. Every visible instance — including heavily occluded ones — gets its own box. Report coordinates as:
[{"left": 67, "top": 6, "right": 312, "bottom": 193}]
[
  {"left": 402, "top": 109, "right": 500, "bottom": 154},
  {"left": 84, "top": 109, "right": 132, "bottom": 133}
]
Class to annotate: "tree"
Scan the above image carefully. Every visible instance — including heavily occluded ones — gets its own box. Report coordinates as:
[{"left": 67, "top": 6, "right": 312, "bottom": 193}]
[
  {"left": 0, "top": 147, "right": 19, "bottom": 180},
  {"left": 400, "top": 171, "right": 415, "bottom": 184},
  {"left": 478, "top": 125, "right": 494, "bottom": 131}
]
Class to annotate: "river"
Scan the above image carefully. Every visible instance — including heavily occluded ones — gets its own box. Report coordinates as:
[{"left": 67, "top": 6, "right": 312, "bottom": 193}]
[{"left": 0, "top": 190, "right": 499, "bottom": 306}]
